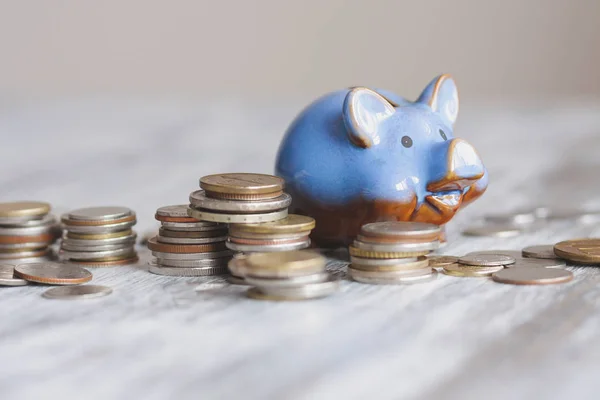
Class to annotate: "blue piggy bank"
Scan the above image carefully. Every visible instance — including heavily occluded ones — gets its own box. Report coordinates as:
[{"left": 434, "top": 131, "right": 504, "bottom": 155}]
[{"left": 275, "top": 74, "right": 488, "bottom": 246}]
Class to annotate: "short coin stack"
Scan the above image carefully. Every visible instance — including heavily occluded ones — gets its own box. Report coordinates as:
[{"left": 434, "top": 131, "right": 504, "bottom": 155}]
[
  {"left": 227, "top": 214, "right": 315, "bottom": 253},
  {"left": 0, "top": 201, "right": 60, "bottom": 263},
  {"left": 60, "top": 206, "right": 138, "bottom": 266},
  {"left": 188, "top": 173, "right": 290, "bottom": 224},
  {"left": 442, "top": 254, "right": 515, "bottom": 277},
  {"left": 148, "top": 205, "right": 231, "bottom": 276},
  {"left": 348, "top": 222, "right": 439, "bottom": 284},
  {"left": 230, "top": 250, "right": 339, "bottom": 300}
]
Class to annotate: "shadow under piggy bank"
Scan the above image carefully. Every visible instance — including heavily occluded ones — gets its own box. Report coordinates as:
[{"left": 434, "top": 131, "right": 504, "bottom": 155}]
[{"left": 276, "top": 74, "right": 488, "bottom": 247}]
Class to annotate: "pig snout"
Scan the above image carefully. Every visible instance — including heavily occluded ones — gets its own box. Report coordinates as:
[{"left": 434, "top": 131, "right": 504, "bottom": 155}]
[{"left": 427, "top": 138, "right": 485, "bottom": 193}]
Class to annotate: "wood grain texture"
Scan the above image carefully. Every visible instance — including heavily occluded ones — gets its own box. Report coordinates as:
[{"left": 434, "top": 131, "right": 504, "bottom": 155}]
[{"left": 1, "top": 99, "right": 600, "bottom": 400}]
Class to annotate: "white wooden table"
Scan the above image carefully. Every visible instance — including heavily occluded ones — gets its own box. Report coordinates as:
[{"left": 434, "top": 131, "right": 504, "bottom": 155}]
[{"left": 1, "top": 98, "right": 600, "bottom": 400}]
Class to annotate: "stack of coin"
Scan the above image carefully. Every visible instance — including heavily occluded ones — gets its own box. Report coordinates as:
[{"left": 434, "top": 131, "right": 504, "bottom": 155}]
[
  {"left": 348, "top": 222, "right": 439, "bottom": 284},
  {"left": 0, "top": 201, "right": 60, "bottom": 263},
  {"left": 147, "top": 205, "right": 231, "bottom": 276},
  {"left": 230, "top": 250, "right": 339, "bottom": 300},
  {"left": 227, "top": 214, "right": 315, "bottom": 253},
  {"left": 60, "top": 206, "right": 138, "bottom": 266},
  {"left": 187, "top": 173, "right": 290, "bottom": 224}
]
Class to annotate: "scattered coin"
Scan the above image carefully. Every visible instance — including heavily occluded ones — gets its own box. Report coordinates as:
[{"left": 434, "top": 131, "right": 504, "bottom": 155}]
[
  {"left": 42, "top": 285, "right": 112, "bottom": 299},
  {"left": 522, "top": 245, "right": 560, "bottom": 260},
  {"left": 554, "top": 239, "right": 600, "bottom": 264},
  {"left": 507, "top": 259, "right": 567, "bottom": 269},
  {"left": 0, "top": 264, "right": 29, "bottom": 286},
  {"left": 14, "top": 263, "right": 92, "bottom": 285},
  {"left": 492, "top": 267, "right": 573, "bottom": 285},
  {"left": 427, "top": 255, "right": 460, "bottom": 267},
  {"left": 442, "top": 263, "right": 504, "bottom": 277},
  {"left": 459, "top": 254, "right": 516, "bottom": 266}
]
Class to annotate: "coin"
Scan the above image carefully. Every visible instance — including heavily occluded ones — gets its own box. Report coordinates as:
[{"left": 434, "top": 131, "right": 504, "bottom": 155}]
[
  {"left": 492, "top": 267, "right": 573, "bottom": 285},
  {"left": 187, "top": 207, "right": 288, "bottom": 224},
  {"left": 349, "top": 256, "right": 420, "bottom": 266},
  {"left": 245, "top": 272, "right": 329, "bottom": 288},
  {"left": 348, "top": 246, "right": 430, "bottom": 259},
  {"left": 0, "top": 264, "right": 29, "bottom": 286},
  {"left": 158, "top": 227, "right": 227, "bottom": 238},
  {"left": 225, "top": 239, "right": 311, "bottom": 253},
  {"left": 0, "top": 242, "right": 50, "bottom": 250},
  {"left": 359, "top": 221, "right": 441, "bottom": 240},
  {"left": 428, "top": 255, "right": 460, "bottom": 267},
  {"left": 147, "top": 237, "right": 227, "bottom": 253},
  {"left": 66, "top": 256, "right": 139, "bottom": 267},
  {"left": 350, "top": 256, "right": 429, "bottom": 272},
  {"left": 160, "top": 221, "right": 224, "bottom": 232},
  {"left": 62, "top": 213, "right": 136, "bottom": 226},
  {"left": 66, "top": 229, "right": 134, "bottom": 240},
  {"left": 459, "top": 254, "right": 516, "bottom": 266},
  {"left": 156, "top": 235, "right": 228, "bottom": 245},
  {"left": 60, "top": 241, "right": 135, "bottom": 252},
  {"left": 507, "top": 259, "right": 567, "bottom": 268},
  {"left": 190, "top": 190, "right": 292, "bottom": 213},
  {"left": 229, "top": 215, "right": 315, "bottom": 235},
  {"left": 0, "top": 233, "right": 55, "bottom": 244},
  {"left": 442, "top": 263, "right": 504, "bottom": 277},
  {"left": 0, "top": 201, "right": 50, "bottom": 218},
  {"left": 227, "top": 275, "right": 248, "bottom": 285},
  {"left": 63, "top": 220, "right": 136, "bottom": 234},
  {"left": 246, "top": 277, "right": 338, "bottom": 300},
  {"left": 60, "top": 247, "right": 136, "bottom": 260},
  {"left": 42, "top": 285, "right": 112, "bottom": 299},
  {"left": 227, "top": 235, "right": 310, "bottom": 246},
  {"left": 244, "top": 251, "right": 326, "bottom": 278},
  {"left": 554, "top": 239, "right": 600, "bottom": 264},
  {"left": 66, "top": 206, "right": 133, "bottom": 221},
  {"left": 352, "top": 240, "right": 439, "bottom": 253},
  {"left": 467, "top": 250, "right": 523, "bottom": 259},
  {"left": 155, "top": 205, "right": 198, "bottom": 222},
  {"left": 350, "top": 271, "right": 437, "bottom": 285},
  {"left": 522, "top": 244, "right": 560, "bottom": 260},
  {"left": 14, "top": 263, "right": 92, "bottom": 285},
  {"left": 0, "top": 213, "right": 56, "bottom": 227},
  {"left": 154, "top": 256, "right": 232, "bottom": 268},
  {"left": 151, "top": 250, "right": 233, "bottom": 260},
  {"left": 148, "top": 264, "right": 228, "bottom": 276},
  {"left": 61, "top": 233, "right": 137, "bottom": 247},
  {"left": 462, "top": 225, "right": 522, "bottom": 238},
  {"left": 0, "top": 248, "right": 51, "bottom": 259},
  {"left": 200, "top": 173, "right": 285, "bottom": 195},
  {"left": 207, "top": 191, "right": 285, "bottom": 201}
]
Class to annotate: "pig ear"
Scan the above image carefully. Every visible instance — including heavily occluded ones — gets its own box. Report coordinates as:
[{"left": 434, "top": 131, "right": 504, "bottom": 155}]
[
  {"left": 417, "top": 74, "right": 459, "bottom": 126},
  {"left": 343, "top": 87, "right": 395, "bottom": 148}
]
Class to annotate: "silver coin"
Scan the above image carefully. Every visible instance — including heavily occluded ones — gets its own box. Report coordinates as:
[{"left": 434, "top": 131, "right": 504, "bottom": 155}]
[
  {"left": 63, "top": 220, "right": 136, "bottom": 234},
  {"left": 484, "top": 210, "right": 537, "bottom": 225},
  {"left": 467, "top": 250, "right": 523, "bottom": 259},
  {"left": 189, "top": 190, "right": 292, "bottom": 213},
  {"left": 66, "top": 206, "right": 133, "bottom": 221},
  {"left": 349, "top": 256, "right": 420, "bottom": 266},
  {"left": 245, "top": 272, "right": 330, "bottom": 288},
  {"left": 462, "top": 225, "right": 522, "bottom": 238},
  {"left": 225, "top": 239, "right": 311, "bottom": 253},
  {"left": 60, "top": 241, "right": 135, "bottom": 252},
  {"left": 248, "top": 276, "right": 339, "bottom": 300},
  {"left": 0, "top": 248, "right": 53, "bottom": 259},
  {"left": 42, "top": 285, "right": 112, "bottom": 299},
  {"left": 0, "top": 242, "right": 50, "bottom": 249},
  {"left": 14, "top": 262, "right": 92, "bottom": 285},
  {"left": 187, "top": 207, "right": 288, "bottom": 224},
  {"left": 0, "top": 213, "right": 57, "bottom": 227},
  {"left": 160, "top": 220, "right": 225, "bottom": 231},
  {"left": 61, "top": 233, "right": 137, "bottom": 247},
  {"left": 227, "top": 275, "right": 248, "bottom": 285},
  {"left": 360, "top": 221, "right": 440, "bottom": 237},
  {"left": 151, "top": 256, "right": 231, "bottom": 268},
  {"left": 156, "top": 234, "right": 228, "bottom": 245},
  {"left": 459, "top": 254, "right": 516, "bottom": 266},
  {"left": 0, "top": 223, "right": 57, "bottom": 236},
  {"left": 156, "top": 204, "right": 193, "bottom": 218},
  {"left": 352, "top": 240, "right": 439, "bottom": 253},
  {"left": 350, "top": 270, "right": 437, "bottom": 285},
  {"left": 348, "top": 266, "right": 433, "bottom": 279},
  {"left": 0, "top": 264, "right": 29, "bottom": 286},
  {"left": 522, "top": 244, "right": 560, "bottom": 259},
  {"left": 492, "top": 267, "right": 573, "bottom": 285},
  {"left": 506, "top": 259, "right": 567, "bottom": 269},
  {"left": 60, "top": 247, "right": 136, "bottom": 260},
  {"left": 151, "top": 249, "right": 233, "bottom": 260},
  {"left": 148, "top": 264, "right": 228, "bottom": 276}
]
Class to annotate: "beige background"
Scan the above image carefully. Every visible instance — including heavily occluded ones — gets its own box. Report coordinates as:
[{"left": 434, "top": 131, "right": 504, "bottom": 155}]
[{"left": 0, "top": 0, "right": 598, "bottom": 100}]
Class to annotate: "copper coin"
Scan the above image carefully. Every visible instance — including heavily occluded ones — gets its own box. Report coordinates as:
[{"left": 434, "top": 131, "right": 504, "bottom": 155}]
[
  {"left": 492, "top": 267, "right": 573, "bottom": 285},
  {"left": 554, "top": 239, "right": 600, "bottom": 264},
  {"left": 228, "top": 235, "right": 310, "bottom": 246},
  {"left": 200, "top": 173, "right": 284, "bottom": 195},
  {"left": 0, "top": 233, "right": 55, "bottom": 244},
  {"left": 67, "top": 256, "right": 139, "bottom": 267},
  {"left": 205, "top": 190, "right": 284, "bottom": 201},
  {"left": 158, "top": 227, "right": 227, "bottom": 238},
  {"left": 62, "top": 214, "right": 136, "bottom": 226},
  {"left": 147, "top": 237, "right": 227, "bottom": 253},
  {"left": 14, "top": 262, "right": 92, "bottom": 285},
  {"left": 522, "top": 245, "right": 560, "bottom": 260}
]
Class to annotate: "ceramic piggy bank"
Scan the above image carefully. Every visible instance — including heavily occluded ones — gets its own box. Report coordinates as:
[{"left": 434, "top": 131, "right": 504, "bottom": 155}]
[{"left": 275, "top": 74, "right": 488, "bottom": 246}]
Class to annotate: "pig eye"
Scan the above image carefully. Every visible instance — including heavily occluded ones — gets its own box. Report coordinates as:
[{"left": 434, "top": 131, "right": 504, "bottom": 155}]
[
  {"left": 401, "top": 136, "right": 413, "bottom": 148},
  {"left": 439, "top": 129, "right": 448, "bottom": 141}
]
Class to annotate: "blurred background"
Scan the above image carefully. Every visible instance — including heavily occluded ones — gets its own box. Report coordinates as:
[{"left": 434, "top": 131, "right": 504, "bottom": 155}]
[{"left": 0, "top": 0, "right": 598, "bottom": 101}]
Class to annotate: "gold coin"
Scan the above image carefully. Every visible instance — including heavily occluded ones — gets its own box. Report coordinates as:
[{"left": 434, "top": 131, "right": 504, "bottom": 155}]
[
  {"left": 554, "top": 239, "right": 600, "bottom": 264},
  {"left": 229, "top": 214, "right": 315, "bottom": 235},
  {"left": 200, "top": 173, "right": 284, "bottom": 195},
  {"left": 349, "top": 246, "right": 430, "bottom": 259},
  {"left": 492, "top": 267, "right": 573, "bottom": 285},
  {"left": 245, "top": 250, "right": 325, "bottom": 277},
  {"left": 350, "top": 256, "right": 429, "bottom": 272},
  {"left": 428, "top": 255, "right": 460, "bottom": 267},
  {"left": 0, "top": 201, "right": 50, "bottom": 218},
  {"left": 66, "top": 229, "right": 133, "bottom": 240},
  {"left": 442, "top": 263, "right": 504, "bottom": 277}
]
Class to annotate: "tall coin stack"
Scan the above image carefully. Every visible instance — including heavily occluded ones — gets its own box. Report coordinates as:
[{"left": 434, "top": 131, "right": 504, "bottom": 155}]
[
  {"left": 60, "top": 206, "right": 139, "bottom": 266},
  {"left": 187, "top": 173, "right": 290, "bottom": 225},
  {"left": 230, "top": 250, "right": 339, "bottom": 301},
  {"left": 147, "top": 205, "right": 231, "bottom": 276},
  {"left": 0, "top": 201, "right": 60, "bottom": 263},
  {"left": 348, "top": 222, "right": 439, "bottom": 284}
]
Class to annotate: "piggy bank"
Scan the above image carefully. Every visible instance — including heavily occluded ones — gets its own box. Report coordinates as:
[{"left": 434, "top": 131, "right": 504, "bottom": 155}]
[{"left": 275, "top": 74, "right": 488, "bottom": 246}]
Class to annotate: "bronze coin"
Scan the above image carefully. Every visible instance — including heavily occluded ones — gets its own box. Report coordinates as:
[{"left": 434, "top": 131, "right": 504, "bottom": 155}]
[
  {"left": 205, "top": 190, "right": 284, "bottom": 201},
  {"left": 68, "top": 256, "right": 140, "bottom": 267},
  {"left": 14, "top": 262, "right": 92, "bottom": 285},
  {"left": 349, "top": 246, "right": 430, "bottom": 259},
  {"left": 356, "top": 232, "right": 441, "bottom": 244},
  {"left": 62, "top": 214, "right": 136, "bottom": 226},
  {"left": 147, "top": 237, "right": 227, "bottom": 253},
  {"left": 492, "top": 267, "right": 573, "bottom": 285},
  {"left": 554, "top": 239, "right": 600, "bottom": 264},
  {"left": 0, "top": 233, "right": 55, "bottom": 244},
  {"left": 158, "top": 227, "right": 227, "bottom": 238},
  {"left": 200, "top": 173, "right": 284, "bottom": 195}
]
